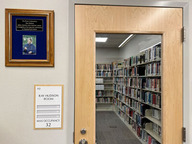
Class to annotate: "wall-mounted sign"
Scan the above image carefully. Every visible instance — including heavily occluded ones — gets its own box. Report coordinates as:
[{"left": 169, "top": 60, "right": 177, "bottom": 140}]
[
  {"left": 34, "top": 85, "right": 64, "bottom": 129},
  {"left": 5, "top": 9, "right": 54, "bottom": 67}
]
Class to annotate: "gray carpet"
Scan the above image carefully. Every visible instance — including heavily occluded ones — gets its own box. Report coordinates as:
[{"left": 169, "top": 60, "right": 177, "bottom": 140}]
[{"left": 96, "top": 111, "right": 141, "bottom": 144}]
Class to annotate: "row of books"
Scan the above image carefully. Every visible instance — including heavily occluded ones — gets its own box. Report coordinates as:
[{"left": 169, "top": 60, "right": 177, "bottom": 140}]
[
  {"left": 130, "top": 89, "right": 140, "bottom": 98},
  {"left": 105, "top": 90, "right": 113, "bottom": 95},
  {"left": 142, "top": 130, "right": 160, "bottom": 144},
  {"left": 96, "top": 98, "right": 112, "bottom": 103},
  {"left": 124, "top": 67, "right": 139, "bottom": 77},
  {"left": 96, "top": 78, "right": 103, "bottom": 84},
  {"left": 144, "top": 78, "right": 161, "bottom": 92},
  {"left": 96, "top": 90, "right": 113, "bottom": 97},
  {"left": 116, "top": 84, "right": 161, "bottom": 108},
  {"left": 115, "top": 72, "right": 162, "bottom": 143},
  {"left": 130, "top": 67, "right": 137, "bottom": 76},
  {"left": 121, "top": 64, "right": 161, "bottom": 77},
  {"left": 117, "top": 100, "right": 123, "bottom": 108},
  {"left": 116, "top": 93, "right": 161, "bottom": 126},
  {"left": 152, "top": 123, "right": 161, "bottom": 136},
  {"left": 125, "top": 67, "right": 160, "bottom": 78},
  {"left": 114, "top": 84, "right": 122, "bottom": 93},
  {"left": 124, "top": 58, "right": 130, "bottom": 67},
  {"left": 122, "top": 87, "right": 140, "bottom": 98},
  {"left": 105, "top": 86, "right": 113, "bottom": 90},
  {"left": 124, "top": 56, "right": 142, "bottom": 67},
  {"left": 131, "top": 100, "right": 148, "bottom": 115},
  {"left": 96, "top": 90, "right": 104, "bottom": 96},
  {"left": 124, "top": 55, "right": 139, "bottom": 67},
  {"left": 96, "top": 85, "right": 104, "bottom": 90},
  {"left": 119, "top": 78, "right": 161, "bottom": 92},
  {"left": 124, "top": 77, "right": 139, "bottom": 87},
  {"left": 113, "top": 61, "right": 124, "bottom": 69},
  {"left": 132, "top": 121, "right": 143, "bottom": 137},
  {"left": 124, "top": 68, "right": 129, "bottom": 77},
  {"left": 134, "top": 113, "right": 143, "bottom": 127},
  {"left": 124, "top": 105, "right": 133, "bottom": 118},
  {"left": 113, "top": 98, "right": 118, "bottom": 105},
  {"left": 124, "top": 78, "right": 158, "bottom": 90},
  {"left": 145, "top": 44, "right": 161, "bottom": 62},
  {"left": 96, "top": 79, "right": 113, "bottom": 84},
  {"left": 114, "top": 69, "right": 124, "bottom": 77},
  {"left": 117, "top": 107, "right": 160, "bottom": 144},
  {"left": 117, "top": 94, "right": 125, "bottom": 102},
  {"left": 146, "top": 62, "right": 161, "bottom": 76},
  {"left": 96, "top": 64, "right": 112, "bottom": 70},
  {"left": 118, "top": 110, "right": 133, "bottom": 125},
  {"left": 96, "top": 71, "right": 112, "bottom": 77},
  {"left": 130, "top": 56, "right": 137, "bottom": 66},
  {"left": 141, "top": 92, "right": 161, "bottom": 108},
  {"left": 113, "top": 77, "right": 124, "bottom": 85},
  {"left": 152, "top": 109, "right": 161, "bottom": 120},
  {"left": 119, "top": 102, "right": 143, "bottom": 123},
  {"left": 117, "top": 98, "right": 148, "bottom": 116},
  {"left": 123, "top": 43, "right": 161, "bottom": 67}
]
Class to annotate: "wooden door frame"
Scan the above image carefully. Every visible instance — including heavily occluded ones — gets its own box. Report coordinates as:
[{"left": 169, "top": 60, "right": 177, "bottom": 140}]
[{"left": 69, "top": 1, "right": 189, "bottom": 144}]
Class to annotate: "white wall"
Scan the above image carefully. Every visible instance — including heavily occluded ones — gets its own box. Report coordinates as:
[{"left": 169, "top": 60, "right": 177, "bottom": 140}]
[
  {"left": 119, "top": 35, "right": 161, "bottom": 59},
  {"left": 96, "top": 35, "right": 161, "bottom": 63},
  {"left": 0, "top": 0, "right": 72, "bottom": 144},
  {"left": 96, "top": 47, "right": 120, "bottom": 63},
  {"left": 0, "top": 0, "right": 191, "bottom": 144},
  {"left": 185, "top": 1, "right": 191, "bottom": 143}
]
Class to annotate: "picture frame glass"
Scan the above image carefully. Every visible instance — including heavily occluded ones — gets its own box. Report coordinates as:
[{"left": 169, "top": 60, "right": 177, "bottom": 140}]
[{"left": 11, "top": 16, "right": 47, "bottom": 60}]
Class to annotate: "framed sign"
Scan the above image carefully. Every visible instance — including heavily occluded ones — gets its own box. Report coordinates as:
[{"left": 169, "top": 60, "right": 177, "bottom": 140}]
[
  {"left": 5, "top": 9, "right": 54, "bottom": 67},
  {"left": 34, "top": 85, "right": 64, "bottom": 129}
]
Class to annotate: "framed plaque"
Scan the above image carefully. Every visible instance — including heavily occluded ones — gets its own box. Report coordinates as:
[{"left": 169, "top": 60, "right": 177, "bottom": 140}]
[
  {"left": 5, "top": 9, "right": 54, "bottom": 67},
  {"left": 34, "top": 85, "right": 64, "bottom": 129}
]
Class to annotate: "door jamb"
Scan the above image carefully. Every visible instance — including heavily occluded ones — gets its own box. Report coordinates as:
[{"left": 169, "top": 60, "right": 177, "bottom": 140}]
[{"left": 69, "top": 0, "right": 189, "bottom": 143}]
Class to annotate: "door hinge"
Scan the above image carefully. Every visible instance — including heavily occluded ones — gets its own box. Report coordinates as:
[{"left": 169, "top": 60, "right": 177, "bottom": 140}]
[
  {"left": 182, "top": 127, "right": 186, "bottom": 142},
  {"left": 182, "top": 27, "right": 186, "bottom": 42}
]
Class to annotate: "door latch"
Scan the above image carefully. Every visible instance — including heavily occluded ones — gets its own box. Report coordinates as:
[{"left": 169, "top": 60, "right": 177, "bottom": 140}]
[{"left": 80, "top": 128, "right": 86, "bottom": 135}]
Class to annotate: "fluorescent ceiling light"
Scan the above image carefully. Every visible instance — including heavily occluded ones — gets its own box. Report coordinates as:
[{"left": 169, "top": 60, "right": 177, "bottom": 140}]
[
  {"left": 140, "top": 42, "right": 161, "bottom": 52},
  {"left": 96, "top": 37, "right": 108, "bottom": 42},
  {"left": 118, "top": 34, "right": 134, "bottom": 48}
]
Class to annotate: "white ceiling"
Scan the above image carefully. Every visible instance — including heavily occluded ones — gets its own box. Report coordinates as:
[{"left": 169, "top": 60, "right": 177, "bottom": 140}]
[
  {"left": 96, "top": 33, "right": 161, "bottom": 49},
  {"left": 96, "top": 33, "right": 131, "bottom": 48}
]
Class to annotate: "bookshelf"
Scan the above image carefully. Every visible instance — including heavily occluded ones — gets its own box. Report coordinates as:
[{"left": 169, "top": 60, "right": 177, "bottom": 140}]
[
  {"left": 113, "top": 43, "right": 162, "bottom": 144},
  {"left": 95, "top": 43, "right": 161, "bottom": 143},
  {"left": 96, "top": 63, "right": 114, "bottom": 104}
]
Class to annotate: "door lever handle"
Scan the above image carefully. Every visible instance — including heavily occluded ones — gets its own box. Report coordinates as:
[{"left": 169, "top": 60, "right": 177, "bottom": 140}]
[{"left": 79, "top": 139, "right": 88, "bottom": 144}]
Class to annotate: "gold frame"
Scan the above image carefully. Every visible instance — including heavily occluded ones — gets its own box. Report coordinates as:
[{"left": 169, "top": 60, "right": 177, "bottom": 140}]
[
  {"left": 34, "top": 85, "right": 64, "bottom": 130},
  {"left": 5, "top": 9, "right": 54, "bottom": 67}
]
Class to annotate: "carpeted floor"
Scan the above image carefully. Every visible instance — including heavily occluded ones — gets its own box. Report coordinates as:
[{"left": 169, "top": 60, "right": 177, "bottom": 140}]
[{"left": 96, "top": 111, "right": 142, "bottom": 144}]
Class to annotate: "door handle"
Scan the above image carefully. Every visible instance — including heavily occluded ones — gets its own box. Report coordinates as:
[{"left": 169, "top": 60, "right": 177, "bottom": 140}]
[{"left": 79, "top": 139, "right": 88, "bottom": 144}]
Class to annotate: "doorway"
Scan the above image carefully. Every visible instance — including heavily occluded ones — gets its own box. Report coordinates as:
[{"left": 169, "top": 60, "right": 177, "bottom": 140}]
[
  {"left": 95, "top": 33, "right": 162, "bottom": 144},
  {"left": 75, "top": 5, "right": 183, "bottom": 144}
]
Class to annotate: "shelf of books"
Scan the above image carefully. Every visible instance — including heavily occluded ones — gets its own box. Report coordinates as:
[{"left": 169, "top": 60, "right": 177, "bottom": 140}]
[
  {"left": 113, "top": 43, "right": 162, "bottom": 144},
  {"left": 96, "top": 63, "right": 114, "bottom": 104}
]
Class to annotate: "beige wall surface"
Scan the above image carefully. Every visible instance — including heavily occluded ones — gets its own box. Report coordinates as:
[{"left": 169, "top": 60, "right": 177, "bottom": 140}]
[
  {"left": 0, "top": 0, "right": 72, "bottom": 144},
  {"left": 0, "top": 0, "right": 191, "bottom": 144}
]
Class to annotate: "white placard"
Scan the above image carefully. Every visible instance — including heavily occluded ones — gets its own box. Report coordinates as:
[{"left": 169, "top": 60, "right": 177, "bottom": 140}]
[{"left": 34, "top": 85, "right": 63, "bottom": 129}]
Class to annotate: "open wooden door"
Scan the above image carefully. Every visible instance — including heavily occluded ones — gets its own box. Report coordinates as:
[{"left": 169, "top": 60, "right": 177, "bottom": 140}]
[{"left": 75, "top": 5, "right": 183, "bottom": 144}]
